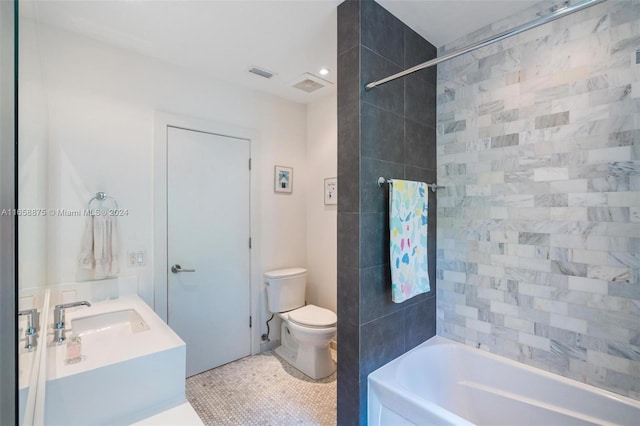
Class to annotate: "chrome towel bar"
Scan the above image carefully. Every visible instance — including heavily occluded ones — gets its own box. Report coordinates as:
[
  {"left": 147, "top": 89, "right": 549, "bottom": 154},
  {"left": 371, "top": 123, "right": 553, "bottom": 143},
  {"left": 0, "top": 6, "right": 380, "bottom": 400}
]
[{"left": 377, "top": 177, "right": 444, "bottom": 193}]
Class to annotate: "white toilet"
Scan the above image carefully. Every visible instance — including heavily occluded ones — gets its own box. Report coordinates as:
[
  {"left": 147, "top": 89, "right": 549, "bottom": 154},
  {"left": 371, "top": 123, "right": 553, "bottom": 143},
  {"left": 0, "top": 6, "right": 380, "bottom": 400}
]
[{"left": 264, "top": 268, "right": 337, "bottom": 380}]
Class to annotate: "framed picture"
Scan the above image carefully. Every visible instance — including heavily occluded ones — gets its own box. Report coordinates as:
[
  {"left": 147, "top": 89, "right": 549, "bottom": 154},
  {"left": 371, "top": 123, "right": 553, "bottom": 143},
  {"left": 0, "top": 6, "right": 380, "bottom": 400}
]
[
  {"left": 274, "top": 165, "right": 293, "bottom": 193},
  {"left": 324, "top": 177, "right": 337, "bottom": 205}
]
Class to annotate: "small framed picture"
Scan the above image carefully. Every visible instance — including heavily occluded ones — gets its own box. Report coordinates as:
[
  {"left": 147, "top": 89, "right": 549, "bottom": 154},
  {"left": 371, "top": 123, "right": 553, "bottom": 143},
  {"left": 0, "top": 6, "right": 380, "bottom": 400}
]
[
  {"left": 274, "top": 165, "right": 293, "bottom": 193},
  {"left": 324, "top": 177, "right": 337, "bottom": 205}
]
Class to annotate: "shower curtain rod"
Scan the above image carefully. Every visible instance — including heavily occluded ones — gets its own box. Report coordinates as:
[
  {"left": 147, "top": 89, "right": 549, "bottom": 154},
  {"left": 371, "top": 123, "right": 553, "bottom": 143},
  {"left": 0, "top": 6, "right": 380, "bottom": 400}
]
[{"left": 364, "top": 0, "right": 607, "bottom": 91}]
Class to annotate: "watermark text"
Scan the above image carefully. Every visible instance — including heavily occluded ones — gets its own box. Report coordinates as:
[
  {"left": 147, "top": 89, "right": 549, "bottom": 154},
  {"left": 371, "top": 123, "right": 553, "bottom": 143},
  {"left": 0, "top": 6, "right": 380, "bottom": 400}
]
[{"left": 0, "top": 208, "right": 129, "bottom": 217}]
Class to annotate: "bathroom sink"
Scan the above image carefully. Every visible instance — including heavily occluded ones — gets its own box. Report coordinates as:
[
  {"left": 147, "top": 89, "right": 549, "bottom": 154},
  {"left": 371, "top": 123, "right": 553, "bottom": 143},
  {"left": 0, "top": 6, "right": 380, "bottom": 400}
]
[
  {"left": 46, "top": 295, "right": 186, "bottom": 425},
  {"left": 71, "top": 309, "right": 149, "bottom": 339}
]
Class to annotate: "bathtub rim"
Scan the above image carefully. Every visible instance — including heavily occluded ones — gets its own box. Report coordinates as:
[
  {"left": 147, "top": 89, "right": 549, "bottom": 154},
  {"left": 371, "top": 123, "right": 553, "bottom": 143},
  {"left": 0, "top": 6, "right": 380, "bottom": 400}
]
[
  {"left": 368, "top": 335, "right": 640, "bottom": 425},
  {"left": 377, "top": 335, "right": 640, "bottom": 407}
]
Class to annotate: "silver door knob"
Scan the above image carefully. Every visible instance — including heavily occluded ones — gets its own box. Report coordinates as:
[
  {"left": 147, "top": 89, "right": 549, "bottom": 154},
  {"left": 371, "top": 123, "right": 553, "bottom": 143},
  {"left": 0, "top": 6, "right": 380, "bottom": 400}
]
[{"left": 171, "top": 264, "right": 196, "bottom": 273}]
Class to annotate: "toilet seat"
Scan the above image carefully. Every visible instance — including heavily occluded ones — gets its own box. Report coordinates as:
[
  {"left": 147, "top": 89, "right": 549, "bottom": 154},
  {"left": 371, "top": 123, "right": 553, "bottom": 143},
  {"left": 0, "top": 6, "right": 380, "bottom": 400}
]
[{"left": 288, "top": 305, "right": 337, "bottom": 328}]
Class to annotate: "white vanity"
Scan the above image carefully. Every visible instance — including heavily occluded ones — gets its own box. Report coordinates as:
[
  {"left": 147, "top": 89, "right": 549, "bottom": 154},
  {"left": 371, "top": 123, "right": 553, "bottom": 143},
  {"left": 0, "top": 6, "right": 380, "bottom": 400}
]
[
  {"left": 20, "top": 278, "right": 203, "bottom": 425},
  {"left": 45, "top": 295, "right": 189, "bottom": 425}
]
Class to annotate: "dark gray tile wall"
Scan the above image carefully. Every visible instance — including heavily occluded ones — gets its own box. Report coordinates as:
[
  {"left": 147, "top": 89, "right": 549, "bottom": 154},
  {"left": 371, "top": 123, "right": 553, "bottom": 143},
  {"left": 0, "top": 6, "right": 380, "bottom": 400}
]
[{"left": 337, "top": 1, "right": 437, "bottom": 424}]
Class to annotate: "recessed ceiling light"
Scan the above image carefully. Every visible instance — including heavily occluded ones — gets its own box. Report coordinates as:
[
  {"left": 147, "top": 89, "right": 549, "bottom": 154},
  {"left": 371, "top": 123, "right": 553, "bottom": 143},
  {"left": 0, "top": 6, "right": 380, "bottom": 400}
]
[{"left": 319, "top": 68, "right": 330, "bottom": 76}]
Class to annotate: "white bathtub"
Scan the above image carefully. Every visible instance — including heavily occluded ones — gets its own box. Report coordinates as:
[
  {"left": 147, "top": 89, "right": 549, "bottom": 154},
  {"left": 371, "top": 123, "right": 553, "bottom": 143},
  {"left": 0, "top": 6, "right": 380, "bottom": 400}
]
[{"left": 368, "top": 336, "right": 640, "bottom": 426}]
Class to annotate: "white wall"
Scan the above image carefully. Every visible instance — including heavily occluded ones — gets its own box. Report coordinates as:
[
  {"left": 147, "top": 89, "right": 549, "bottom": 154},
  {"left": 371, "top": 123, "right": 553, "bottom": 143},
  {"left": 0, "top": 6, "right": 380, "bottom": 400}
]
[
  {"left": 20, "top": 17, "right": 339, "bottom": 350},
  {"left": 20, "top": 20, "right": 309, "bottom": 345},
  {"left": 305, "top": 92, "right": 337, "bottom": 313}
]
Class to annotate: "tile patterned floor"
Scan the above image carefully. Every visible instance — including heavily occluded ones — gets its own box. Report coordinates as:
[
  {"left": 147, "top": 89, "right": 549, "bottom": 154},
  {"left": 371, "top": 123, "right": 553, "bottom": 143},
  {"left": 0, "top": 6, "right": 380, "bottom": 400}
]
[{"left": 186, "top": 351, "right": 336, "bottom": 425}]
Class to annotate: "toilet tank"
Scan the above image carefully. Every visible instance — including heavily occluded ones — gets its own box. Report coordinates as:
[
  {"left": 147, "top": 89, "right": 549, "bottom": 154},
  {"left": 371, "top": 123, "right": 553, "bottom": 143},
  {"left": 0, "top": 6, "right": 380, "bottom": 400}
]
[{"left": 264, "top": 268, "right": 307, "bottom": 313}]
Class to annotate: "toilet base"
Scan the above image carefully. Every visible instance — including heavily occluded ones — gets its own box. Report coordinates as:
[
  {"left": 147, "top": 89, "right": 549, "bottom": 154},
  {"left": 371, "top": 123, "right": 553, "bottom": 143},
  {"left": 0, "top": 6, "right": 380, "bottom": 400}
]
[
  {"left": 275, "top": 322, "right": 336, "bottom": 380},
  {"left": 274, "top": 345, "right": 297, "bottom": 366}
]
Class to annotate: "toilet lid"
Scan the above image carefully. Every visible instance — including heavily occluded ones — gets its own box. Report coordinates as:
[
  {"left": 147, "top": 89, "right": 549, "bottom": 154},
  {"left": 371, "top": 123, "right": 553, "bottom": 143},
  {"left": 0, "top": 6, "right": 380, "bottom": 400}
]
[
  {"left": 264, "top": 268, "right": 307, "bottom": 279},
  {"left": 288, "top": 305, "right": 337, "bottom": 327}
]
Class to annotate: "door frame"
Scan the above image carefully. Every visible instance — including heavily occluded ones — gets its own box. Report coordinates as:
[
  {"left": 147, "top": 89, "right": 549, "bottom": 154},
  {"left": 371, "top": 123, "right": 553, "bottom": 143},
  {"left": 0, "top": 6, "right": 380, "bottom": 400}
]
[{"left": 152, "top": 111, "right": 262, "bottom": 355}]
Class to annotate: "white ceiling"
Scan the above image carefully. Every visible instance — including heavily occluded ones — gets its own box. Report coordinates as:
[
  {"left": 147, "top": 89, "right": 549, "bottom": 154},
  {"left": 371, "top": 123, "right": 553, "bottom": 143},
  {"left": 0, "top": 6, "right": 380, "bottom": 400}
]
[
  {"left": 21, "top": 0, "right": 540, "bottom": 104},
  {"left": 380, "top": 0, "right": 539, "bottom": 47}
]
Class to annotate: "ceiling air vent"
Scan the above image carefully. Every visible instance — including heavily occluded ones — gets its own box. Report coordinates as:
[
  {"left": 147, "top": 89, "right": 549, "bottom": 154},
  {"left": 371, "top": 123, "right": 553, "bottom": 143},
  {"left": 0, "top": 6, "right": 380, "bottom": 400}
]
[
  {"left": 288, "top": 73, "right": 333, "bottom": 94},
  {"left": 293, "top": 78, "right": 324, "bottom": 93},
  {"left": 248, "top": 66, "right": 275, "bottom": 79}
]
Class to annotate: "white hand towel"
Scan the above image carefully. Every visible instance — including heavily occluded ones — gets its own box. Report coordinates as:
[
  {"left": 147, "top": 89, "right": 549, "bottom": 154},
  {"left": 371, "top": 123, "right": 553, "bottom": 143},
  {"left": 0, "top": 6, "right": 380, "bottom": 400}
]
[
  {"left": 79, "top": 217, "right": 95, "bottom": 269},
  {"left": 109, "top": 217, "right": 120, "bottom": 276},
  {"left": 78, "top": 214, "right": 119, "bottom": 278},
  {"left": 94, "top": 215, "right": 106, "bottom": 279}
]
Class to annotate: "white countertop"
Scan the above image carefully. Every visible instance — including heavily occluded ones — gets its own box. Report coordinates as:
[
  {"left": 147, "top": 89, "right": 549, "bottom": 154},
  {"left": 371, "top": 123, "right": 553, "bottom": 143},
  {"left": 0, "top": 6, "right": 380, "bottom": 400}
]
[{"left": 47, "top": 294, "right": 185, "bottom": 380}]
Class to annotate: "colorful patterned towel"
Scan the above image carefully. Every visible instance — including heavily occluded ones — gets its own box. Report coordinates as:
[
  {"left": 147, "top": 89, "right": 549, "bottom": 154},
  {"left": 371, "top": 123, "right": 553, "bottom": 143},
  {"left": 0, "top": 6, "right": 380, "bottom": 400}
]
[{"left": 389, "top": 180, "right": 430, "bottom": 303}]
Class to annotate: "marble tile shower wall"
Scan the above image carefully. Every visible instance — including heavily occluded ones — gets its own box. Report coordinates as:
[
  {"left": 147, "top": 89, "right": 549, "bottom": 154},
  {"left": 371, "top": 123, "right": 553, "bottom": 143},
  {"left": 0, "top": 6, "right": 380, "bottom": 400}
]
[{"left": 436, "top": 0, "right": 640, "bottom": 399}]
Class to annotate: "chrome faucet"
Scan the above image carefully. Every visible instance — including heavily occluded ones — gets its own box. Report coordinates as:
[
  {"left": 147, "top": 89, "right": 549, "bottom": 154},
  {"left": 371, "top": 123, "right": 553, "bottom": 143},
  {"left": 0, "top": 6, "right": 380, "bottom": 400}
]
[
  {"left": 18, "top": 309, "right": 39, "bottom": 351},
  {"left": 53, "top": 301, "right": 91, "bottom": 344}
]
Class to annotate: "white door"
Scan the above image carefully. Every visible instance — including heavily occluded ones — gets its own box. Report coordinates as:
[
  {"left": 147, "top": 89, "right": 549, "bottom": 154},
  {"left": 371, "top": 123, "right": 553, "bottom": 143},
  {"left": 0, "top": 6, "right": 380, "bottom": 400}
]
[{"left": 167, "top": 126, "right": 251, "bottom": 377}]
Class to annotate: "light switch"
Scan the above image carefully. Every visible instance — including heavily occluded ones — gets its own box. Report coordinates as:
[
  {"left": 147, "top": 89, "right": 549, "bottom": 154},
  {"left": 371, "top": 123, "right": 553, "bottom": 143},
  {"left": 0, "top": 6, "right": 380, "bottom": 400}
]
[
  {"left": 324, "top": 177, "right": 337, "bottom": 205},
  {"left": 128, "top": 249, "right": 146, "bottom": 266}
]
